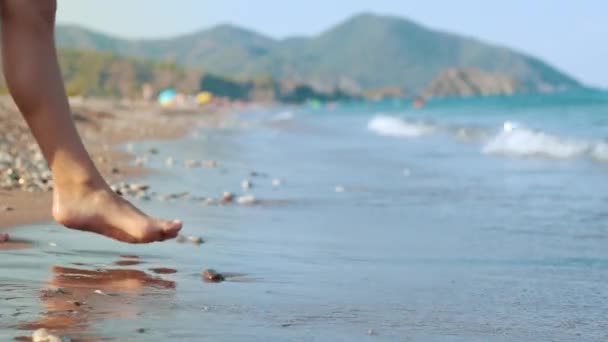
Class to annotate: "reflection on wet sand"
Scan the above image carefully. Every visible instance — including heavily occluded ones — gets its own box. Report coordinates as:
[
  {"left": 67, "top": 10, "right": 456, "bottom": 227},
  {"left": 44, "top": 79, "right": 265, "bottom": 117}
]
[
  {"left": 0, "top": 238, "right": 32, "bottom": 251},
  {"left": 17, "top": 265, "right": 175, "bottom": 340}
]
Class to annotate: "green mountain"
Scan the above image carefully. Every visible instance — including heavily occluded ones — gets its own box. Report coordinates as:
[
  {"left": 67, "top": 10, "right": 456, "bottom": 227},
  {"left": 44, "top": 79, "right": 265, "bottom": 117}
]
[
  {"left": 55, "top": 13, "right": 580, "bottom": 94},
  {"left": 57, "top": 50, "right": 202, "bottom": 98}
]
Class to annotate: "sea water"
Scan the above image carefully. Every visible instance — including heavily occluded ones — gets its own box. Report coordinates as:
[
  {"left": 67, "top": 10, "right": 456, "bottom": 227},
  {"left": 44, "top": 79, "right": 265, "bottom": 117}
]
[{"left": 2, "top": 89, "right": 608, "bottom": 341}]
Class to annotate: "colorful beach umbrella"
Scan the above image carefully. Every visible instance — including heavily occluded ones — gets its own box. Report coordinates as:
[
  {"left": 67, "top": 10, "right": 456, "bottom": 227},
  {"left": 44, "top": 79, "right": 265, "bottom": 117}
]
[{"left": 157, "top": 88, "right": 177, "bottom": 107}]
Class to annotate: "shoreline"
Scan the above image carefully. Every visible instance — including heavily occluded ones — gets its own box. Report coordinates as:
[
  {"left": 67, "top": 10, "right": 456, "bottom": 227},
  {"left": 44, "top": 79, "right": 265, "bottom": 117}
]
[{"left": 0, "top": 97, "right": 235, "bottom": 235}]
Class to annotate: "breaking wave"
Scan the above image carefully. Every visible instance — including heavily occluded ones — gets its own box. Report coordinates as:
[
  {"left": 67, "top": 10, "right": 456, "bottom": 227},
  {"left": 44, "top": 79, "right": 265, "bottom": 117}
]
[
  {"left": 368, "top": 115, "right": 436, "bottom": 138},
  {"left": 482, "top": 121, "right": 608, "bottom": 161},
  {"left": 367, "top": 116, "right": 608, "bottom": 163}
]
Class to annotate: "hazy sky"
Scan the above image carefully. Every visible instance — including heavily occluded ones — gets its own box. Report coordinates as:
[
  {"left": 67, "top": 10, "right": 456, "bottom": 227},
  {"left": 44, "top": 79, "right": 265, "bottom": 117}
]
[{"left": 56, "top": 0, "right": 607, "bottom": 88}]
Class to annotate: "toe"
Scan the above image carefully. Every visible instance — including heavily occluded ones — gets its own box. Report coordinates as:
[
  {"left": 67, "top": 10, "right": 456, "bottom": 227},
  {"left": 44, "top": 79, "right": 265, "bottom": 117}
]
[{"left": 160, "top": 219, "right": 182, "bottom": 240}]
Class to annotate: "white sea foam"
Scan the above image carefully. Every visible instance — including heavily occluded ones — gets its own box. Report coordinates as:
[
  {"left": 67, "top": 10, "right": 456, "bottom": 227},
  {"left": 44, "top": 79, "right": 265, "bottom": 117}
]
[
  {"left": 368, "top": 115, "right": 436, "bottom": 138},
  {"left": 590, "top": 142, "right": 608, "bottom": 162},
  {"left": 482, "top": 122, "right": 591, "bottom": 159},
  {"left": 367, "top": 116, "right": 608, "bottom": 163}
]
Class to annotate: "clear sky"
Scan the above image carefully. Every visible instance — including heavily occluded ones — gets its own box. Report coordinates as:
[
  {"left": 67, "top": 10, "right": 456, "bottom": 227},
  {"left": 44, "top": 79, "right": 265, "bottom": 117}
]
[{"left": 56, "top": 0, "right": 607, "bottom": 88}]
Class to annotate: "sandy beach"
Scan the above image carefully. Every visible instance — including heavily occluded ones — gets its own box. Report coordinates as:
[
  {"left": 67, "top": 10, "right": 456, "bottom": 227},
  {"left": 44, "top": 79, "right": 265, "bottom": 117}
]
[
  {"left": 0, "top": 96, "right": 228, "bottom": 243},
  {"left": 3, "top": 93, "right": 608, "bottom": 341}
]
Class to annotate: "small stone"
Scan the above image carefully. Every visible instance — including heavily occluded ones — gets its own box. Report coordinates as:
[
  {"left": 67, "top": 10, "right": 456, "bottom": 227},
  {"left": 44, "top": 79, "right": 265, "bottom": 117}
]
[
  {"left": 176, "top": 235, "right": 188, "bottom": 243},
  {"left": 187, "top": 236, "right": 204, "bottom": 244},
  {"left": 148, "top": 148, "right": 159, "bottom": 155},
  {"left": 335, "top": 186, "right": 345, "bottom": 193},
  {"left": 165, "top": 157, "right": 174, "bottom": 166},
  {"left": 1, "top": 205, "right": 14, "bottom": 212},
  {"left": 49, "top": 242, "right": 57, "bottom": 247},
  {"left": 202, "top": 198, "right": 217, "bottom": 206},
  {"left": 0, "top": 233, "right": 9, "bottom": 243},
  {"left": 368, "top": 329, "right": 378, "bottom": 336},
  {"left": 184, "top": 159, "right": 200, "bottom": 168},
  {"left": 236, "top": 195, "right": 258, "bottom": 205},
  {"left": 202, "top": 269, "right": 225, "bottom": 283},
  {"left": 203, "top": 160, "right": 217, "bottom": 168},
  {"left": 129, "top": 183, "right": 150, "bottom": 192},
  {"left": 111, "top": 167, "right": 120, "bottom": 174},
  {"left": 134, "top": 157, "right": 147, "bottom": 166},
  {"left": 241, "top": 179, "right": 252, "bottom": 190},
  {"left": 94, "top": 289, "right": 108, "bottom": 296},
  {"left": 136, "top": 328, "right": 147, "bottom": 334},
  {"left": 272, "top": 179, "right": 282, "bottom": 188},
  {"left": 220, "top": 192, "right": 234, "bottom": 204}
]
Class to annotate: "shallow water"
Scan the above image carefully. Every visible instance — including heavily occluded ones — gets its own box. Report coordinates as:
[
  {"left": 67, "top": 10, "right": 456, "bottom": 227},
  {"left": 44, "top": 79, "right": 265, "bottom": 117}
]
[{"left": 3, "top": 90, "right": 608, "bottom": 341}]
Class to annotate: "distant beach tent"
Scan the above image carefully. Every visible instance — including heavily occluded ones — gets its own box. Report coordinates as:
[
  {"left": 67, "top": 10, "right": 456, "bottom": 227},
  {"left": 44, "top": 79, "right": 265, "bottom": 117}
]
[
  {"left": 157, "top": 88, "right": 177, "bottom": 107},
  {"left": 196, "top": 91, "right": 213, "bottom": 105}
]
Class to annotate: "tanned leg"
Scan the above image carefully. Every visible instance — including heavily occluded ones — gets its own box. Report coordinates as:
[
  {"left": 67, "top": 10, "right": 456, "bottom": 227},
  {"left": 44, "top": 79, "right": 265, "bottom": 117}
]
[{"left": 0, "top": 0, "right": 182, "bottom": 243}]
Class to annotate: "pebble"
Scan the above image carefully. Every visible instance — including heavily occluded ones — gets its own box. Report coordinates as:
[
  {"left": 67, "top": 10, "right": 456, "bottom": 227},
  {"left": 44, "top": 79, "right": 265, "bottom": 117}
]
[
  {"left": 165, "top": 192, "right": 190, "bottom": 200},
  {"left": 134, "top": 156, "right": 148, "bottom": 166},
  {"left": 94, "top": 289, "right": 108, "bottom": 296},
  {"left": 110, "top": 182, "right": 152, "bottom": 198},
  {"left": 129, "top": 183, "right": 150, "bottom": 192},
  {"left": 236, "top": 195, "right": 258, "bottom": 205},
  {"left": 165, "top": 157, "right": 174, "bottom": 166},
  {"left": 176, "top": 235, "right": 204, "bottom": 245},
  {"left": 203, "top": 160, "right": 217, "bottom": 168},
  {"left": 1, "top": 142, "right": 53, "bottom": 192},
  {"left": 241, "top": 179, "right": 252, "bottom": 190},
  {"left": 335, "top": 185, "right": 345, "bottom": 193},
  {"left": 272, "top": 179, "right": 283, "bottom": 188},
  {"left": 220, "top": 192, "right": 234, "bottom": 204},
  {"left": 368, "top": 329, "right": 378, "bottom": 336},
  {"left": 0, "top": 233, "right": 9, "bottom": 243},
  {"left": 187, "top": 236, "right": 204, "bottom": 244},
  {"left": 202, "top": 269, "right": 225, "bottom": 283},
  {"left": 201, "top": 198, "right": 217, "bottom": 206},
  {"left": 184, "top": 159, "right": 201, "bottom": 168},
  {"left": 1, "top": 205, "right": 14, "bottom": 212}
]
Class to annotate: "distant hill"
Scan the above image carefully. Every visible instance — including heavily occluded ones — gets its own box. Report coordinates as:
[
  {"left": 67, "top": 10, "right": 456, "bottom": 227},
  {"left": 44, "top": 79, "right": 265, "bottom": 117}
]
[
  {"left": 423, "top": 68, "right": 518, "bottom": 97},
  {"left": 56, "top": 50, "right": 202, "bottom": 98},
  {"left": 0, "top": 49, "right": 346, "bottom": 103},
  {"left": 55, "top": 13, "right": 581, "bottom": 96}
]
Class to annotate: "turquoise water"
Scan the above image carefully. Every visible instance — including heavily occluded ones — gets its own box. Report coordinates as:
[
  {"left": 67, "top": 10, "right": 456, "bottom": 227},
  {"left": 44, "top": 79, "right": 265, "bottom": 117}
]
[{"left": 2, "top": 90, "right": 608, "bottom": 341}]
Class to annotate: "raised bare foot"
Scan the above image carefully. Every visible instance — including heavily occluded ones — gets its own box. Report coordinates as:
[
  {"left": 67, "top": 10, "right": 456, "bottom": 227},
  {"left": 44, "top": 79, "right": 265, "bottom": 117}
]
[{"left": 52, "top": 183, "right": 182, "bottom": 244}]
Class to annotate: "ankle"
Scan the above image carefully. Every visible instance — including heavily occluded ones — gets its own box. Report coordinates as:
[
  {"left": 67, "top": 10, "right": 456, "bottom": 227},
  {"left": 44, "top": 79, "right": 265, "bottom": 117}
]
[{"left": 52, "top": 174, "right": 108, "bottom": 194}]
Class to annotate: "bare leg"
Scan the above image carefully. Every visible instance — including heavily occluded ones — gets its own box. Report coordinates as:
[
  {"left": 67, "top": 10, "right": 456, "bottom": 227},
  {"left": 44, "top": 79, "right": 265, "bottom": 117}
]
[{"left": 0, "top": 0, "right": 182, "bottom": 243}]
